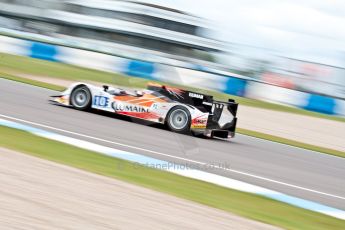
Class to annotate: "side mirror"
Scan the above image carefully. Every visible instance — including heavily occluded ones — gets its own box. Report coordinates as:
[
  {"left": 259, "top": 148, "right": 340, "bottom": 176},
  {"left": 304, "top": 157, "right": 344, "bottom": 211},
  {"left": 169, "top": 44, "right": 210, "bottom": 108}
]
[{"left": 103, "top": 85, "right": 109, "bottom": 92}]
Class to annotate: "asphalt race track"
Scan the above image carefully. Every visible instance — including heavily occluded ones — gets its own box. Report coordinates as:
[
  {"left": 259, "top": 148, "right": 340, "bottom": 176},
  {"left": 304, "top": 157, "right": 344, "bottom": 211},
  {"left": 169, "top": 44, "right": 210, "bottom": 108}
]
[{"left": 1, "top": 78, "right": 344, "bottom": 210}]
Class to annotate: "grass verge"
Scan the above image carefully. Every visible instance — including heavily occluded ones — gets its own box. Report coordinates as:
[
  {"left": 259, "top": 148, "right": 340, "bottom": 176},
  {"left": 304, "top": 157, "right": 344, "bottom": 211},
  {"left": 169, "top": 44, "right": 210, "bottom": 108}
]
[
  {"left": 0, "top": 72, "right": 65, "bottom": 91},
  {"left": 0, "top": 125, "right": 344, "bottom": 230},
  {"left": 237, "top": 128, "right": 345, "bottom": 158},
  {"left": 1, "top": 52, "right": 345, "bottom": 122}
]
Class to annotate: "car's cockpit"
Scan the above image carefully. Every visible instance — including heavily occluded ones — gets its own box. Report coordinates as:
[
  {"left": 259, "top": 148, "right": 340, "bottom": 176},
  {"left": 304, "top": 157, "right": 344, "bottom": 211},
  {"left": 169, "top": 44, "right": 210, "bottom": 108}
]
[{"left": 103, "top": 85, "right": 144, "bottom": 97}]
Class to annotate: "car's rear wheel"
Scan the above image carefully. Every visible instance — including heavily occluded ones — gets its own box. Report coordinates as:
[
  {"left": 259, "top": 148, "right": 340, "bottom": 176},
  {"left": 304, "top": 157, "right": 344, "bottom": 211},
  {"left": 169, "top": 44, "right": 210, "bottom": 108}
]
[
  {"left": 166, "top": 106, "right": 191, "bottom": 134},
  {"left": 70, "top": 86, "right": 91, "bottom": 110}
]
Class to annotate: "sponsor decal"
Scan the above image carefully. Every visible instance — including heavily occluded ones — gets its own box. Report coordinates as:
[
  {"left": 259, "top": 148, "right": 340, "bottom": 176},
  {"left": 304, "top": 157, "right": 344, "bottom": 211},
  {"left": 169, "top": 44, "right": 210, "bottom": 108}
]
[
  {"left": 93, "top": 96, "right": 109, "bottom": 107},
  {"left": 112, "top": 102, "right": 149, "bottom": 113},
  {"left": 189, "top": 92, "right": 204, "bottom": 99},
  {"left": 191, "top": 116, "right": 207, "bottom": 129},
  {"left": 151, "top": 103, "right": 158, "bottom": 109},
  {"left": 194, "top": 119, "right": 207, "bottom": 124},
  {"left": 191, "top": 124, "right": 206, "bottom": 129}
]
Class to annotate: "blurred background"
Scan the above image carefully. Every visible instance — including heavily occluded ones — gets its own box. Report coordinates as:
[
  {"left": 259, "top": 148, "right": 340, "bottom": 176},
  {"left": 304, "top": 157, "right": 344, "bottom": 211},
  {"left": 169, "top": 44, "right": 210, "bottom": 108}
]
[{"left": 0, "top": 0, "right": 345, "bottom": 101}]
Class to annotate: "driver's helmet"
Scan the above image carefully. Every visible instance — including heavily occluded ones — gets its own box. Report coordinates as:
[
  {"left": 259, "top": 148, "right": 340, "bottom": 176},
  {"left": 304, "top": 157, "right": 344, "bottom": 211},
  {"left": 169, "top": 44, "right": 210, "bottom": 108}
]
[{"left": 135, "top": 90, "right": 144, "bottom": 97}]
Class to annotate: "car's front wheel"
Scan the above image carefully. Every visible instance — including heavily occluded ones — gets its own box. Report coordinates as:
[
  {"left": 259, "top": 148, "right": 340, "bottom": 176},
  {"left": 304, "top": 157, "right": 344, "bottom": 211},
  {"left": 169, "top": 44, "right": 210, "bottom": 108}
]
[
  {"left": 70, "top": 86, "right": 91, "bottom": 110},
  {"left": 166, "top": 106, "right": 191, "bottom": 134}
]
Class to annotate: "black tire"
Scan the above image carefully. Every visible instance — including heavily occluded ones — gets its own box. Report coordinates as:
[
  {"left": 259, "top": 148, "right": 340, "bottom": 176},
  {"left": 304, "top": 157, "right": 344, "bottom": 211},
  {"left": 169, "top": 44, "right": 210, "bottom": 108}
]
[
  {"left": 70, "top": 86, "right": 91, "bottom": 110},
  {"left": 166, "top": 106, "right": 191, "bottom": 134}
]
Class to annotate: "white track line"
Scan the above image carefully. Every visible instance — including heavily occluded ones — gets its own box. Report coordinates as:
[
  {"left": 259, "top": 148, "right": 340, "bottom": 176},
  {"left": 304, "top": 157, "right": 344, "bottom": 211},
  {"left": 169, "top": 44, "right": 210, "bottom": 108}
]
[{"left": 1, "top": 113, "right": 344, "bottom": 201}]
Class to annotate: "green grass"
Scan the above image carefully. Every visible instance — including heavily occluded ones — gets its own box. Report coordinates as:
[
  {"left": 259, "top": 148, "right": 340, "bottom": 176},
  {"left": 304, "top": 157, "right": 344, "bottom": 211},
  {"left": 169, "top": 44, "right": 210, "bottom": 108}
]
[
  {"left": 238, "top": 128, "right": 345, "bottom": 158},
  {"left": 0, "top": 125, "right": 344, "bottom": 230},
  {"left": 0, "top": 52, "right": 151, "bottom": 88},
  {"left": 1, "top": 52, "right": 344, "bottom": 122},
  {"left": 0, "top": 72, "right": 65, "bottom": 91}
]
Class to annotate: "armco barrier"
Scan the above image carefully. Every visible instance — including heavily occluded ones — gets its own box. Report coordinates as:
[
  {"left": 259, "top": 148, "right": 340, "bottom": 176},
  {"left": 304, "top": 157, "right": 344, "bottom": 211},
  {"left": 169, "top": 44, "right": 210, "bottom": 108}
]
[
  {"left": 0, "top": 35, "right": 344, "bottom": 116},
  {"left": 29, "top": 42, "right": 58, "bottom": 61},
  {"left": 246, "top": 81, "right": 343, "bottom": 115},
  {"left": 125, "top": 60, "right": 155, "bottom": 79},
  {"left": 303, "top": 94, "right": 337, "bottom": 115},
  {"left": 224, "top": 77, "right": 247, "bottom": 97}
]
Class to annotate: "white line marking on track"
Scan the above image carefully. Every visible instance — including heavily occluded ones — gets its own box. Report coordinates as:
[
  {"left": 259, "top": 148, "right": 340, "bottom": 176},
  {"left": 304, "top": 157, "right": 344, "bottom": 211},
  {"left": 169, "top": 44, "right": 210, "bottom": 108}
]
[{"left": 1, "top": 113, "right": 344, "bottom": 201}]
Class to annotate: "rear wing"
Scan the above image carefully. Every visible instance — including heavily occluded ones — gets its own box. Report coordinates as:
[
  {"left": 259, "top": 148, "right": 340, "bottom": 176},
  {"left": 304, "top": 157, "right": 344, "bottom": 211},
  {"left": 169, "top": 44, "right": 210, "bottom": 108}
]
[
  {"left": 207, "top": 99, "right": 238, "bottom": 136},
  {"left": 225, "top": 99, "right": 239, "bottom": 118}
]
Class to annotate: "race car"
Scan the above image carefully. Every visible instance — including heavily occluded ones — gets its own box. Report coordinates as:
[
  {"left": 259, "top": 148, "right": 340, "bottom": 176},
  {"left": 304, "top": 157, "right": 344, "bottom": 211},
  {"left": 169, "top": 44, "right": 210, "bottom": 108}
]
[{"left": 51, "top": 82, "right": 238, "bottom": 138}]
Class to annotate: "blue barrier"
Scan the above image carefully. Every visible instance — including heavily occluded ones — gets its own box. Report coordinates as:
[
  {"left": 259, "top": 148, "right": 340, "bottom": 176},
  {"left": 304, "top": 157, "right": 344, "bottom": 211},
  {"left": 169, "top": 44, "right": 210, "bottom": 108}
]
[
  {"left": 303, "top": 94, "right": 336, "bottom": 115},
  {"left": 29, "top": 42, "right": 58, "bottom": 62},
  {"left": 125, "top": 60, "right": 155, "bottom": 79},
  {"left": 224, "top": 77, "right": 247, "bottom": 97}
]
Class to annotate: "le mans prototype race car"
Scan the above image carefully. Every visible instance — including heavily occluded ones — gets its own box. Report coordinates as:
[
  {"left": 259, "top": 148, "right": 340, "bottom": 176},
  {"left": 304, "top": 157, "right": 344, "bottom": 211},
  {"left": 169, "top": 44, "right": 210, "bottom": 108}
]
[{"left": 51, "top": 82, "right": 238, "bottom": 139}]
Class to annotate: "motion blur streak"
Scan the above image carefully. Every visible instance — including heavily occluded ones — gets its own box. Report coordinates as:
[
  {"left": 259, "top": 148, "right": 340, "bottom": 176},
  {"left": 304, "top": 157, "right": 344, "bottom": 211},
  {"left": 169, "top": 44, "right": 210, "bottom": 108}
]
[
  {"left": 1, "top": 0, "right": 345, "bottom": 115},
  {"left": 1, "top": 117, "right": 345, "bottom": 220}
]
